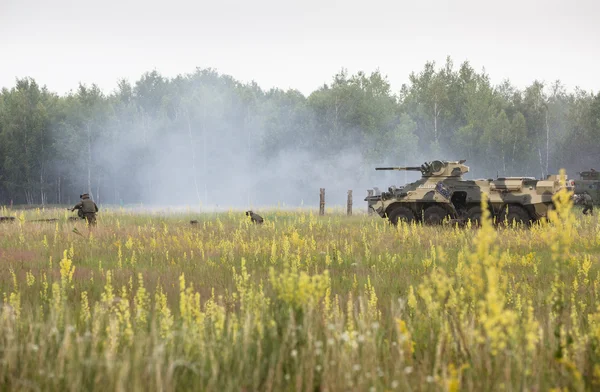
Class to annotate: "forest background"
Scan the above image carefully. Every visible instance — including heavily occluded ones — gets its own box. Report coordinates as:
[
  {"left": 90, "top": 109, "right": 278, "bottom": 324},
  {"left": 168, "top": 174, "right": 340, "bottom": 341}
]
[{"left": 1, "top": 57, "right": 599, "bottom": 207}]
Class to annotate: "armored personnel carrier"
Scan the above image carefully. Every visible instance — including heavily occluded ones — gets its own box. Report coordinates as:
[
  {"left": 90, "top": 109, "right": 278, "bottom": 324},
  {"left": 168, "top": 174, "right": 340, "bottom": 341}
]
[
  {"left": 571, "top": 169, "right": 600, "bottom": 204},
  {"left": 365, "top": 160, "right": 561, "bottom": 225}
]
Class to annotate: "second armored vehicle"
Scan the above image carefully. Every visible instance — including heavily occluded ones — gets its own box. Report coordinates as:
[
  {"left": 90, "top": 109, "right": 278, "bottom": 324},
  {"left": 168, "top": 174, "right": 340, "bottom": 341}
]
[
  {"left": 572, "top": 169, "right": 600, "bottom": 204},
  {"left": 365, "top": 160, "right": 562, "bottom": 225}
]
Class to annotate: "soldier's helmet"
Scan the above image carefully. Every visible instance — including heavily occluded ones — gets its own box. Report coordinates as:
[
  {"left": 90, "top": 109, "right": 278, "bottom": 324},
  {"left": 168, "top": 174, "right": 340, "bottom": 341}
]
[{"left": 81, "top": 193, "right": 90, "bottom": 199}]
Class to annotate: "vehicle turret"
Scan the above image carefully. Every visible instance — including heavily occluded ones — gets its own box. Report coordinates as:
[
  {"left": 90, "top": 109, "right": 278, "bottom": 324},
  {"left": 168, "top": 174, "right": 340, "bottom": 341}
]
[
  {"left": 376, "top": 160, "right": 469, "bottom": 177},
  {"left": 579, "top": 169, "right": 600, "bottom": 180}
]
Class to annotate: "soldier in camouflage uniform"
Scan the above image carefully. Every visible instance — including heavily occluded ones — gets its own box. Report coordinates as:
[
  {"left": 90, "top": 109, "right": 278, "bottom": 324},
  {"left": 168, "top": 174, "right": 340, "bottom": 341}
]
[
  {"left": 573, "top": 192, "right": 594, "bottom": 215},
  {"left": 582, "top": 192, "right": 594, "bottom": 215},
  {"left": 71, "top": 193, "right": 99, "bottom": 225}
]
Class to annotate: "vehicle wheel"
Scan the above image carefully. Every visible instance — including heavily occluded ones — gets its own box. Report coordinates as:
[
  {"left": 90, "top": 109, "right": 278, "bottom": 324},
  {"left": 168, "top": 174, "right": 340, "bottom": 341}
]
[
  {"left": 466, "top": 206, "right": 482, "bottom": 226},
  {"left": 423, "top": 205, "right": 449, "bottom": 225},
  {"left": 387, "top": 206, "right": 415, "bottom": 226},
  {"left": 498, "top": 204, "right": 531, "bottom": 226}
]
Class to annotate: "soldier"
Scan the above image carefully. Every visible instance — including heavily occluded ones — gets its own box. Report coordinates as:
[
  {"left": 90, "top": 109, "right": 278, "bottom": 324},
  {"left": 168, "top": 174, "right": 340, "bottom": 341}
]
[
  {"left": 582, "top": 192, "right": 594, "bottom": 215},
  {"left": 71, "top": 193, "right": 99, "bottom": 226},
  {"left": 246, "top": 210, "right": 264, "bottom": 224}
]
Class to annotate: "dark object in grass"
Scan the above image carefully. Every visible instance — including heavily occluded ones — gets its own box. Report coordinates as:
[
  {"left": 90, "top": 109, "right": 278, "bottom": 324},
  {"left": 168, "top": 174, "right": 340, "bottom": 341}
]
[
  {"left": 190, "top": 220, "right": 199, "bottom": 225},
  {"left": 0, "top": 216, "right": 16, "bottom": 222},
  {"left": 245, "top": 211, "right": 264, "bottom": 224}
]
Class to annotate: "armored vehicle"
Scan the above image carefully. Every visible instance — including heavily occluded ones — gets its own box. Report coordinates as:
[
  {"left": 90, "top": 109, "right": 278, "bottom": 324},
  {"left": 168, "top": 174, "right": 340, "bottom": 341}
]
[
  {"left": 572, "top": 169, "right": 600, "bottom": 204},
  {"left": 365, "top": 160, "right": 562, "bottom": 225}
]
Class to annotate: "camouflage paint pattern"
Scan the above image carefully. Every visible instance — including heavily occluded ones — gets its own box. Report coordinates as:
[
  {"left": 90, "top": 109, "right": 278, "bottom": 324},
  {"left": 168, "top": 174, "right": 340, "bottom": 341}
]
[
  {"left": 572, "top": 170, "right": 600, "bottom": 205},
  {"left": 365, "top": 160, "right": 563, "bottom": 225}
]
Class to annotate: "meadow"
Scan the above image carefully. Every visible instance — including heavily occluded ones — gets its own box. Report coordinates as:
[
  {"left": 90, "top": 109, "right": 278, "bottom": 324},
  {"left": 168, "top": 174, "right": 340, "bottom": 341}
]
[{"left": 0, "top": 189, "right": 599, "bottom": 391}]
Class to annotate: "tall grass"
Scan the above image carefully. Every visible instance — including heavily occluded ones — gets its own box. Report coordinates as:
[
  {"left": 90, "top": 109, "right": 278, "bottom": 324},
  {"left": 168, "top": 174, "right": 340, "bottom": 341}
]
[{"left": 0, "top": 189, "right": 599, "bottom": 391}]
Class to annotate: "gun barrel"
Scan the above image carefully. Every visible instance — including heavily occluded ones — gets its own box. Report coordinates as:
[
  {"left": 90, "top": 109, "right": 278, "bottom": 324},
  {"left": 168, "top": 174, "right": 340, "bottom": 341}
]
[{"left": 375, "top": 166, "right": 422, "bottom": 171}]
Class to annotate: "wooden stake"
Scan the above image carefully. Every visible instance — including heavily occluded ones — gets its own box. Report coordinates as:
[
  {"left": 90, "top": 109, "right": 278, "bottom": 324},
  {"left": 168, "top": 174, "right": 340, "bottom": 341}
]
[
  {"left": 319, "top": 188, "right": 325, "bottom": 216},
  {"left": 347, "top": 190, "right": 352, "bottom": 216}
]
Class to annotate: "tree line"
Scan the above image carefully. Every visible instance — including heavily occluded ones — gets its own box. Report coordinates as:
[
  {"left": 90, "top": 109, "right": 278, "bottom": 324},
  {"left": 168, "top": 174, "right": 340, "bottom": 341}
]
[{"left": 1, "top": 57, "right": 599, "bottom": 206}]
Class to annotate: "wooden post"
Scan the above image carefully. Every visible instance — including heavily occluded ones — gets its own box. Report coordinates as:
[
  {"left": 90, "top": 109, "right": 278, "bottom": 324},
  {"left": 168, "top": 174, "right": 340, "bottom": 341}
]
[
  {"left": 319, "top": 188, "right": 325, "bottom": 216},
  {"left": 367, "top": 190, "right": 373, "bottom": 215},
  {"left": 347, "top": 190, "right": 352, "bottom": 216}
]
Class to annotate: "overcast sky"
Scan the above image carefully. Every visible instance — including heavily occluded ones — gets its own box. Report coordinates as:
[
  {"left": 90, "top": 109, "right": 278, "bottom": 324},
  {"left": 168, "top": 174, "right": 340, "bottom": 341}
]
[{"left": 1, "top": 0, "right": 598, "bottom": 96}]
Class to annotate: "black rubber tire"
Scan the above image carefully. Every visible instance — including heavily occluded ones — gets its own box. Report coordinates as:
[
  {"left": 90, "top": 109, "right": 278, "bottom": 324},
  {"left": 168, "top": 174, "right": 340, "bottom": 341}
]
[
  {"left": 387, "top": 206, "right": 416, "bottom": 226},
  {"left": 466, "top": 206, "right": 483, "bottom": 227},
  {"left": 498, "top": 204, "right": 531, "bottom": 226},
  {"left": 423, "top": 205, "right": 449, "bottom": 225}
]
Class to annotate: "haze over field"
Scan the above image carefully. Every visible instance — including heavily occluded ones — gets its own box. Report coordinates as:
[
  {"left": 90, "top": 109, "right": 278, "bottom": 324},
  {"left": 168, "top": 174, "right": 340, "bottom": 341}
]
[{"left": 1, "top": 0, "right": 599, "bottom": 207}]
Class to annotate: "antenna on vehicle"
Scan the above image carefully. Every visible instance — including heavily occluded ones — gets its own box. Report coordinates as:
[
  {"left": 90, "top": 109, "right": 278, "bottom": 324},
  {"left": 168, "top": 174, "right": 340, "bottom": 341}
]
[{"left": 496, "top": 170, "right": 499, "bottom": 179}]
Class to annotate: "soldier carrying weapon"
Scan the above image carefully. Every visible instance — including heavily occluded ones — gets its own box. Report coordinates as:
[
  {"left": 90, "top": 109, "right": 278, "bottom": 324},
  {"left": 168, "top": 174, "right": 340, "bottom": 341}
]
[
  {"left": 582, "top": 192, "right": 594, "bottom": 215},
  {"left": 70, "top": 193, "right": 99, "bottom": 226},
  {"left": 574, "top": 192, "right": 594, "bottom": 215}
]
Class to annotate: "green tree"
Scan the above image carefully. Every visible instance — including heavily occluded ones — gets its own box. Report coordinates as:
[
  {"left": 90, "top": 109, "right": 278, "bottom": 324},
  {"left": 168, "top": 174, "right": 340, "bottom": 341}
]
[
  {"left": 0, "top": 78, "right": 57, "bottom": 204},
  {"left": 57, "top": 84, "right": 110, "bottom": 202},
  {"left": 521, "top": 81, "right": 548, "bottom": 178}
]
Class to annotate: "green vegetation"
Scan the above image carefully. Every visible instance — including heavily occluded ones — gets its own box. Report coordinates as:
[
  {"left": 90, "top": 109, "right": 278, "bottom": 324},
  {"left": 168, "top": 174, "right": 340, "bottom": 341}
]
[
  {"left": 1, "top": 58, "right": 599, "bottom": 205},
  {"left": 1, "top": 190, "right": 600, "bottom": 390}
]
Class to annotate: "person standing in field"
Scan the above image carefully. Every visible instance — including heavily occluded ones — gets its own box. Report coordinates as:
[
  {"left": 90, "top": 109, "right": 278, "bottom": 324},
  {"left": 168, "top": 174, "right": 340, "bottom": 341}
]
[
  {"left": 582, "top": 192, "right": 594, "bottom": 215},
  {"left": 71, "top": 193, "right": 99, "bottom": 225}
]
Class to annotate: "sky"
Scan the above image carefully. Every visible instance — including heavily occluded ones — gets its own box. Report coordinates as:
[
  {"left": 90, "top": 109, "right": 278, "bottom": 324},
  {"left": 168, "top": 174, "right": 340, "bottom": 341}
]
[{"left": 1, "top": 0, "right": 599, "bottom": 96}]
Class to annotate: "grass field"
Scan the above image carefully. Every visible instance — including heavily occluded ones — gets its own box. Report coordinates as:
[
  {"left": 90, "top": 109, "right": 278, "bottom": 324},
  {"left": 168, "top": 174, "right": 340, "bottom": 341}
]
[{"left": 0, "top": 190, "right": 599, "bottom": 391}]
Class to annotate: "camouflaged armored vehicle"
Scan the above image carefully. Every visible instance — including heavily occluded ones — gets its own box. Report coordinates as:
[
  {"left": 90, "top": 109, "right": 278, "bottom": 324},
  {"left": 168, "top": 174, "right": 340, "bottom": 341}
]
[
  {"left": 365, "top": 160, "right": 562, "bottom": 225},
  {"left": 571, "top": 169, "right": 600, "bottom": 204}
]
